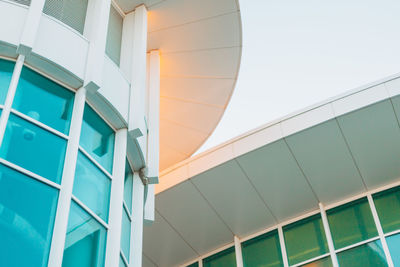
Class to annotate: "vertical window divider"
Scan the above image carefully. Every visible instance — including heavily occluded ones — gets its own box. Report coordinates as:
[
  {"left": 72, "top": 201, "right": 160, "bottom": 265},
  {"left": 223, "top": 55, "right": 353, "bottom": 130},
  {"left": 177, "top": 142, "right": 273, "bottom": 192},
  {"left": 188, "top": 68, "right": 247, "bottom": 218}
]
[
  {"left": 130, "top": 172, "right": 145, "bottom": 267},
  {"left": 0, "top": 55, "right": 24, "bottom": 146},
  {"left": 234, "top": 236, "right": 244, "bottom": 267},
  {"left": 319, "top": 202, "right": 339, "bottom": 267},
  {"left": 48, "top": 86, "right": 87, "bottom": 267},
  {"left": 367, "top": 193, "right": 394, "bottom": 267},
  {"left": 105, "top": 127, "right": 128, "bottom": 267},
  {"left": 199, "top": 259, "right": 203, "bottom": 267},
  {"left": 278, "top": 225, "right": 289, "bottom": 267}
]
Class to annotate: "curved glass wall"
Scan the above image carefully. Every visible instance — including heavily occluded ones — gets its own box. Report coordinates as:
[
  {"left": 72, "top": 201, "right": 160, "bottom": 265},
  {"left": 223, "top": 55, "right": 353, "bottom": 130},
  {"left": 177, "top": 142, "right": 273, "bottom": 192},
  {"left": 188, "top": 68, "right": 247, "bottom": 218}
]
[
  {"left": 203, "top": 246, "right": 236, "bottom": 267},
  {"left": 0, "top": 59, "right": 14, "bottom": 105},
  {"left": 120, "top": 161, "right": 133, "bottom": 267}
]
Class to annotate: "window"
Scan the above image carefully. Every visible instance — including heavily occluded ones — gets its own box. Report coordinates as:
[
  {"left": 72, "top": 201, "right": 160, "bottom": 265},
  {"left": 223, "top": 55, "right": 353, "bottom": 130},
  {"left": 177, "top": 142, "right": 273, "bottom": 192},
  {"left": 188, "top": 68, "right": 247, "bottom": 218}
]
[
  {"left": 0, "top": 59, "right": 14, "bottom": 105},
  {"left": 106, "top": 5, "right": 123, "bottom": 66},
  {"left": 300, "top": 257, "right": 332, "bottom": 267},
  {"left": 203, "top": 247, "right": 236, "bottom": 267},
  {"left": 336, "top": 240, "right": 387, "bottom": 267},
  {"left": 120, "top": 160, "right": 133, "bottom": 266}
]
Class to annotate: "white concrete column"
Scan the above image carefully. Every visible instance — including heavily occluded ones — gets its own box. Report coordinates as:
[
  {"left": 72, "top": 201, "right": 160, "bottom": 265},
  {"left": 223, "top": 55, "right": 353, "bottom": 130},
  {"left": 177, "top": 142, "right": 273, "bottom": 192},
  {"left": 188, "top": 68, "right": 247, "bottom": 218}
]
[
  {"left": 234, "top": 236, "right": 244, "bottom": 267},
  {"left": 48, "top": 87, "right": 87, "bottom": 267},
  {"left": 278, "top": 226, "right": 289, "bottom": 267},
  {"left": 319, "top": 203, "right": 339, "bottom": 267},
  {"left": 130, "top": 173, "right": 145, "bottom": 267},
  {"left": 17, "top": 0, "right": 45, "bottom": 55},
  {"left": 367, "top": 194, "right": 394, "bottom": 267},
  {"left": 0, "top": 55, "right": 25, "bottom": 146},
  {"left": 105, "top": 128, "right": 128, "bottom": 267}
]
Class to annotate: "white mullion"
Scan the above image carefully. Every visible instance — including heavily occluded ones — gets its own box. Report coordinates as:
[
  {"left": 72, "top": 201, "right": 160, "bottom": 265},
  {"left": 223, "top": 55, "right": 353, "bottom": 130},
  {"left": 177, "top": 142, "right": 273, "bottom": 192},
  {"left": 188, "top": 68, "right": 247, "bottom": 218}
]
[
  {"left": 78, "top": 146, "right": 113, "bottom": 179},
  {"left": 71, "top": 195, "right": 109, "bottom": 229},
  {"left": 123, "top": 202, "right": 132, "bottom": 221},
  {"left": 199, "top": 259, "right": 203, "bottom": 267},
  {"left": 278, "top": 225, "right": 289, "bottom": 267},
  {"left": 385, "top": 228, "right": 400, "bottom": 238},
  {"left": 0, "top": 55, "right": 25, "bottom": 146},
  {"left": 290, "top": 253, "right": 330, "bottom": 267},
  {"left": 10, "top": 109, "right": 69, "bottom": 140},
  {"left": 0, "top": 157, "right": 61, "bottom": 190},
  {"left": 120, "top": 251, "right": 129, "bottom": 265},
  {"left": 367, "top": 194, "right": 394, "bottom": 267},
  {"left": 234, "top": 236, "right": 244, "bottom": 267},
  {"left": 48, "top": 87, "right": 87, "bottom": 267},
  {"left": 334, "top": 236, "right": 380, "bottom": 254},
  {"left": 105, "top": 128, "right": 128, "bottom": 267},
  {"left": 130, "top": 172, "right": 145, "bottom": 267},
  {"left": 319, "top": 203, "right": 339, "bottom": 267}
]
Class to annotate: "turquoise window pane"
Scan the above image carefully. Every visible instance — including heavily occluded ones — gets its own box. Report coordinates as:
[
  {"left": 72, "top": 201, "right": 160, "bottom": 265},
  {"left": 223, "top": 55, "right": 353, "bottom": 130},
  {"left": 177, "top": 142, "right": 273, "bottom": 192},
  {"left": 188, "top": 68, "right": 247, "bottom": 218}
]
[
  {"left": 337, "top": 240, "right": 388, "bottom": 267},
  {"left": 327, "top": 198, "right": 377, "bottom": 249},
  {"left": 120, "top": 256, "right": 127, "bottom": 267},
  {"left": 73, "top": 151, "right": 111, "bottom": 222},
  {"left": 62, "top": 201, "right": 107, "bottom": 267},
  {"left": 283, "top": 214, "right": 328, "bottom": 265},
  {"left": 0, "top": 164, "right": 58, "bottom": 267},
  {"left": 124, "top": 161, "right": 133, "bottom": 214},
  {"left": 387, "top": 233, "right": 400, "bottom": 266},
  {"left": 301, "top": 257, "right": 332, "bottom": 267},
  {"left": 373, "top": 187, "right": 400, "bottom": 233},
  {"left": 242, "top": 230, "right": 283, "bottom": 267},
  {"left": 13, "top": 66, "right": 74, "bottom": 134},
  {"left": 203, "top": 247, "right": 236, "bottom": 267},
  {"left": 0, "top": 114, "right": 67, "bottom": 183},
  {"left": 187, "top": 262, "right": 199, "bottom": 267},
  {"left": 80, "top": 104, "right": 115, "bottom": 173},
  {"left": 121, "top": 208, "right": 131, "bottom": 262},
  {"left": 0, "top": 59, "right": 14, "bottom": 104}
]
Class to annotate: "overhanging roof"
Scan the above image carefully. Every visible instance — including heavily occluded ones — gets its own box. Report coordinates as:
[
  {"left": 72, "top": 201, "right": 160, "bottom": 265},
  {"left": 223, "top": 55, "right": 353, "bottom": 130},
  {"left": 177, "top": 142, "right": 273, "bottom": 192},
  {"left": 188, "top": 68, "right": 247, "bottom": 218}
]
[
  {"left": 143, "top": 74, "right": 400, "bottom": 267},
  {"left": 114, "top": 0, "right": 242, "bottom": 170}
]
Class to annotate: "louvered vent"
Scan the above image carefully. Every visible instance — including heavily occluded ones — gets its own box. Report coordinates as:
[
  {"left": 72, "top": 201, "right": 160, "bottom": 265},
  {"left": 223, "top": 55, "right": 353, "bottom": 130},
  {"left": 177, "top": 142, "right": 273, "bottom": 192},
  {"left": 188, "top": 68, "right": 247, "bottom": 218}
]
[
  {"left": 10, "top": 0, "right": 31, "bottom": 6},
  {"left": 43, "top": 0, "right": 88, "bottom": 34},
  {"left": 105, "top": 5, "right": 123, "bottom": 66}
]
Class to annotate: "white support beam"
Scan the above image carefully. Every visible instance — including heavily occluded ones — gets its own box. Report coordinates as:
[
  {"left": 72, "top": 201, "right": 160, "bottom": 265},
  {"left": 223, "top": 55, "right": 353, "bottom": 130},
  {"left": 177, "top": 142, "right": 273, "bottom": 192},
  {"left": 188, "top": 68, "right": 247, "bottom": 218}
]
[
  {"left": 48, "top": 87, "right": 87, "bottom": 267},
  {"left": 105, "top": 128, "right": 128, "bottom": 267},
  {"left": 278, "top": 226, "right": 289, "bottom": 267},
  {"left": 234, "top": 236, "right": 244, "bottom": 267},
  {"left": 0, "top": 55, "right": 24, "bottom": 146},
  {"left": 17, "top": 0, "right": 45, "bottom": 55},
  {"left": 130, "top": 172, "right": 145, "bottom": 267},
  {"left": 319, "top": 203, "right": 339, "bottom": 267}
]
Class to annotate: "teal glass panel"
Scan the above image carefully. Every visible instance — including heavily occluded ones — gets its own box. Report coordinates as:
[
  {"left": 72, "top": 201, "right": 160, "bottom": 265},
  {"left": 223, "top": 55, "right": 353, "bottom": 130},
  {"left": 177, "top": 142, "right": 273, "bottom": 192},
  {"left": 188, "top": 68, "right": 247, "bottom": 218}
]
[
  {"left": 187, "top": 262, "right": 199, "bottom": 267},
  {"left": 283, "top": 214, "right": 328, "bottom": 265},
  {"left": 0, "top": 163, "right": 58, "bottom": 267},
  {"left": 203, "top": 247, "right": 236, "bottom": 267},
  {"left": 337, "top": 240, "right": 388, "bottom": 267},
  {"left": 373, "top": 187, "right": 400, "bottom": 233},
  {"left": 0, "top": 114, "right": 67, "bottom": 183},
  {"left": 13, "top": 66, "right": 74, "bottom": 134},
  {"left": 124, "top": 161, "right": 133, "bottom": 214},
  {"left": 73, "top": 151, "right": 111, "bottom": 222},
  {"left": 242, "top": 230, "right": 283, "bottom": 267},
  {"left": 301, "top": 257, "right": 332, "bottom": 267},
  {"left": 0, "top": 59, "right": 14, "bottom": 104},
  {"left": 387, "top": 233, "right": 400, "bottom": 266},
  {"left": 106, "top": 5, "right": 123, "bottom": 66},
  {"left": 119, "top": 256, "right": 127, "bottom": 267},
  {"left": 80, "top": 104, "right": 115, "bottom": 173},
  {"left": 327, "top": 198, "right": 377, "bottom": 249},
  {"left": 121, "top": 208, "right": 131, "bottom": 262},
  {"left": 62, "top": 201, "right": 107, "bottom": 267}
]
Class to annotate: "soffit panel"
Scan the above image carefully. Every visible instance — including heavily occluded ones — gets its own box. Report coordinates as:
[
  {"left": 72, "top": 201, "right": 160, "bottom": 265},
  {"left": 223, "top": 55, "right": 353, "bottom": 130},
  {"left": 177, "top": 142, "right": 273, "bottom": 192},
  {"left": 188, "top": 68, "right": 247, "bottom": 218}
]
[
  {"left": 191, "top": 160, "right": 276, "bottom": 237},
  {"left": 391, "top": 95, "right": 400, "bottom": 121},
  {"left": 285, "top": 120, "right": 365, "bottom": 204},
  {"left": 142, "top": 254, "right": 158, "bottom": 267},
  {"left": 336, "top": 99, "right": 400, "bottom": 189},
  {"left": 236, "top": 140, "right": 319, "bottom": 223},
  {"left": 143, "top": 211, "right": 198, "bottom": 267},
  {"left": 159, "top": 145, "right": 188, "bottom": 171},
  {"left": 156, "top": 180, "right": 233, "bottom": 255}
]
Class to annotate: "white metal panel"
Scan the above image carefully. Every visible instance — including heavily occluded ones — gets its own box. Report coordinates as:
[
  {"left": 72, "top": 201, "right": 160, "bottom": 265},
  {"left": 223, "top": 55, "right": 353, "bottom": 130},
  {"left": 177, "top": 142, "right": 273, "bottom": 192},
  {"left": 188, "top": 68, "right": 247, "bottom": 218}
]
[
  {"left": 191, "top": 160, "right": 276, "bottom": 237},
  {"left": 285, "top": 120, "right": 365, "bottom": 204},
  {"left": 156, "top": 164, "right": 188, "bottom": 194},
  {"left": 391, "top": 95, "right": 400, "bottom": 125},
  {"left": 236, "top": 140, "right": 319, "bottom": 222},
  {"left": 0, "top": 1, "right": 28, "bottom": 46},
  {"left": 156, "top": 181, "right": 233, "bottom": 255},
  {"left": 337, "top": 100, "right": 400, "bottom": 189},
  {"left": 385, "top": 77, "right": 400, "bottom": 97}
]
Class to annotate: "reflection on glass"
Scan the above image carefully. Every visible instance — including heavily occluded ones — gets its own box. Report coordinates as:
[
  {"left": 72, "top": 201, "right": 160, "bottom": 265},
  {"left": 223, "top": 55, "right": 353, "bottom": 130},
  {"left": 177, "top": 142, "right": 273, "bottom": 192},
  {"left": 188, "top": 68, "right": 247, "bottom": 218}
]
[
  {"left": 13, "top": 66, "right": 74, "bottom": 134},
  {"left": 203, "top": 247, "right": 236, "bottom": 267},
  {"left": 386, "top": 234, "right": 400, "bottom": 266},
  {"left": 62, "top": 201, "right": 107, "bottom": 267},
  {"left": 121, "top": 208, "right": 131, "bottom": 262},
  {"left": 73, "top": 151, "right": 111, "bottom": 222},
  {"left": 242, "top": 230, "right": 283, "bottom": 267},
  {"left": 283, "top": 214, "right": 328, "bottom": 265},
  {"left": 327, "top": 198, "right": 377, "bottom": 249},
  {"left": 0, "top": 59, "right": 14, "bottom": 104},
  {"left": 119, "top": 256, "right": 127, "bottom": 267},
  {"left": 0, "top": 164, "right": 58, "bottom": 267},
  {"left": 187, "top": 262, "right": 199, "bottom": 267},
  {"left": 336, "top": 240, "right": 388, "bottom": 267},
  {"left": 373, "top": 187, "right": 400, "bottom": 233},
  {"left": 301, "top": 257, "right": 332, "bottom": 267},
  {"left": 80, "top": 104, "right": 115, "bottom": 173},
  {"left": 0, "top": 114, "right": 67, "bottom": 183},
  {"left": 124, "top": 161, "right": 133, "bottom": 214}
]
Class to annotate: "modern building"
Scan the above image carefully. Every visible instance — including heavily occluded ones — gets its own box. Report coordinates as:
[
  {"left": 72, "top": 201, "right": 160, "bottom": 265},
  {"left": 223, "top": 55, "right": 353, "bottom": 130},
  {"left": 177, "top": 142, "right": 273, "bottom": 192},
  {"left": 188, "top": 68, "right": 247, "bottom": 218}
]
[
  {"left": 0, "top": 0, "right": 241, "bottom": 267},
  {"left": 144, "top": 75, "right": 400, "bottom": 267}
]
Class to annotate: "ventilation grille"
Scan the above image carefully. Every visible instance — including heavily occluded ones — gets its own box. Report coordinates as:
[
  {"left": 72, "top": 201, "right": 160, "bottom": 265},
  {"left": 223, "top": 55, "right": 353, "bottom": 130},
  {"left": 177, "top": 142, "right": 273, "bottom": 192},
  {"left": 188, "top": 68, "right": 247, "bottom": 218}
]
[
  {"left": 43, "top": 0, "right": 88, "bottom": 34},
  {"left": 105, "top": 5, "right": 123, "bottom": 66},
  {"left": 10, "top": 0, "right": 31, "bottom": 6}
]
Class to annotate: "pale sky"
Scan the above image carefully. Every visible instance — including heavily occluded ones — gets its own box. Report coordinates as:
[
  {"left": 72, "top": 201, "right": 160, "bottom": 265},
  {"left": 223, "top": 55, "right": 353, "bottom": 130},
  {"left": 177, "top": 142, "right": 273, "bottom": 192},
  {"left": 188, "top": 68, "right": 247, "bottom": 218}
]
[{"left": 195, "top": 0, "right": 400, "bottom": 154}]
